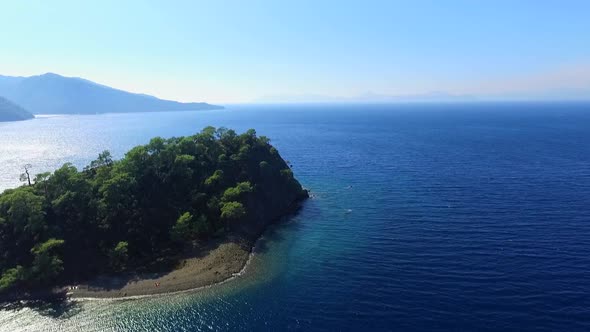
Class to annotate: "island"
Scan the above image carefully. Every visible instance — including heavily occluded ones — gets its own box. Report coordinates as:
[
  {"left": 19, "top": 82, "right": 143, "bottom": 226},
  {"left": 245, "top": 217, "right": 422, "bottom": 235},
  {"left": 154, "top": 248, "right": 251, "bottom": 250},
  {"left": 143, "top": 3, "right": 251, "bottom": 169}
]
[
  {"left": 0, "top": 127, "right": 308, "bottom": 299},
  {"left": 0, "top": 96, "right": 34, "bottom": 122}
]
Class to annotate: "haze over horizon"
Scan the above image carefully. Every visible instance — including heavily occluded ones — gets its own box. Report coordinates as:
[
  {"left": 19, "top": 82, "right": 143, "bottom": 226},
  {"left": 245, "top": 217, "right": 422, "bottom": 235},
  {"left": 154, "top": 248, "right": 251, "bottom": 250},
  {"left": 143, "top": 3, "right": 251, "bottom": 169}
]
[{"left": 1, "top": 0, "right": 589, "bottom": 103}]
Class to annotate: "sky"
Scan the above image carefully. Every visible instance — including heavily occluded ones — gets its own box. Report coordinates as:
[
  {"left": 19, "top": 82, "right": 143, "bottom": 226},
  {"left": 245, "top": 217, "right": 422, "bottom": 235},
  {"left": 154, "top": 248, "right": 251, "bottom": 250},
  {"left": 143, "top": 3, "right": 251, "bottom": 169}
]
[{"left": 1, "top": 0, "right": 589, "bottom": 103}]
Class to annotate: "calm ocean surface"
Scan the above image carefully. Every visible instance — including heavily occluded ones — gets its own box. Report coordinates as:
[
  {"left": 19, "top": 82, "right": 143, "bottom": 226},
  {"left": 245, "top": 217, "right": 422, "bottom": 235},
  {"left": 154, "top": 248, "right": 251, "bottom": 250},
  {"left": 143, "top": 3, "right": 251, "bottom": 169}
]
[{"left": 0, "top": 103, "right": 589, "bottom": 331}]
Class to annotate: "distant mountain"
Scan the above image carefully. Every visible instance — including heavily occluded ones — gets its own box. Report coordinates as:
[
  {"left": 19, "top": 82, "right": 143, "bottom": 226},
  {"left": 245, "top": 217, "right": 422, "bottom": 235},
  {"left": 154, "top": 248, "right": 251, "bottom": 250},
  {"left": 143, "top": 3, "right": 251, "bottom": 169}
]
[
  {"left": 256, "top": 89, "right": 590, "bottom": 104},
  {"left": 0, "top": 73, "right": 223, "bottom": 114},
  {"left": 0, "top": 96, "right": 34, "bottom": 122},
  {"left": 255, "top": 91, "right": 477, "bottom": 103}
]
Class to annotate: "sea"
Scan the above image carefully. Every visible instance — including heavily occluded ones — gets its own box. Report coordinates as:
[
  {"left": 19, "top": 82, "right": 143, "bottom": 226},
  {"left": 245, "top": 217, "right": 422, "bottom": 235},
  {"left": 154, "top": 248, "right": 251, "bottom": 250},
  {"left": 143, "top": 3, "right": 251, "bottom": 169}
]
[{"left": 0, "top": 102, "right": 589, "bottom": 331}]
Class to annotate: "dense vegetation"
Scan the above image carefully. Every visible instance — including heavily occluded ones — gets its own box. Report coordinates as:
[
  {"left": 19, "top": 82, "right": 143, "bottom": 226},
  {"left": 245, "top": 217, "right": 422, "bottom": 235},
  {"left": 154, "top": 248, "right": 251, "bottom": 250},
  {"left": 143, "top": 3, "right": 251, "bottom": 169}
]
[
  {"left": 0, "top": 96, "right": 34, "bottom": 122},
  {"left": 0, "top": 127, "right": 307, "bottom": 293}
]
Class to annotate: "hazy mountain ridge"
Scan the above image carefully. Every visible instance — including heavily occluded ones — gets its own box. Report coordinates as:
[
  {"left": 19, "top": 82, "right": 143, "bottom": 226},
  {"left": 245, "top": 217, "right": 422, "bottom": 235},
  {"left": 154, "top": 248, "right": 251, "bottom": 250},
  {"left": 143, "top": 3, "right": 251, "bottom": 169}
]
[
  {"left": 255, "top": 91, "right": 478, "bottom": 103},
  {"left": 0, "top": 96, "right": 34, "bottom": 122},
  {"left": 0, "top": 73, "right": 223, "bottom": 114},
  {"left": 256, "top": 89, "right": 590, "bottom": 104}
]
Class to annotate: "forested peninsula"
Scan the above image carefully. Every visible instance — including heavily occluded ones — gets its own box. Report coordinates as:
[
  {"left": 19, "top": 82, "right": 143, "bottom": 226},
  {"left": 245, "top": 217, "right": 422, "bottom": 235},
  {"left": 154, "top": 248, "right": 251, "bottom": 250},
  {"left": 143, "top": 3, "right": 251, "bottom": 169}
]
[{"left": 0, "top": 127, "right": 308, "bottom": 298}]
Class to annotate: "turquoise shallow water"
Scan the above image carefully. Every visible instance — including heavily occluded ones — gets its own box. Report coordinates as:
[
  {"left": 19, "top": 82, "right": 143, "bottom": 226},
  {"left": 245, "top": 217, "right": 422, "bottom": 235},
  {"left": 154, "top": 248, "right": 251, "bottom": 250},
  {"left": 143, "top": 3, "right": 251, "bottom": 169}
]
[{"left": 0, "top": 103, "right": 590, "bottom": 331}]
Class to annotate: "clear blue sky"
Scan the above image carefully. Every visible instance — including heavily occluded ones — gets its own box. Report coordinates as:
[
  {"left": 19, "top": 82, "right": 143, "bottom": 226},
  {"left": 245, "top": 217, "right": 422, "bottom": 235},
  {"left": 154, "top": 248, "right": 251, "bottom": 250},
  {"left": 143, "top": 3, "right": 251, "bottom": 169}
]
[{"left": 1, "top": 0, "right": 589, "bottom": 103}]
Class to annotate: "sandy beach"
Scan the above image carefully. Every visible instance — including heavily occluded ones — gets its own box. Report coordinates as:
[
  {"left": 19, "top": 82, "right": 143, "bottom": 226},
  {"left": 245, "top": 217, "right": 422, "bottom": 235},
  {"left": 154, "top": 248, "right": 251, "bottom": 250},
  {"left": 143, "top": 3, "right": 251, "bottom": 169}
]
[{"left": 68, "top": 239, "right": 251, "bottom": 299}]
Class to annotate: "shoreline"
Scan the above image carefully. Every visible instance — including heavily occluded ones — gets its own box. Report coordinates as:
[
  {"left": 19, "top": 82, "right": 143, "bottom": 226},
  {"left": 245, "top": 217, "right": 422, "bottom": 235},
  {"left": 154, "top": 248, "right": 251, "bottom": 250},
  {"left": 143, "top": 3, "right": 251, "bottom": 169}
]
[
  {"left": 67, "top": 239, "right": 253, "bottom": 300},
  {"left": 67, "top": 197, "right": 307, "bottom": 301},
  {"left": 0, "top": 195, "right": 308, "bottom": 303},
  {"left": 69, "top": 237, "right": 259, "bottom": 301}
]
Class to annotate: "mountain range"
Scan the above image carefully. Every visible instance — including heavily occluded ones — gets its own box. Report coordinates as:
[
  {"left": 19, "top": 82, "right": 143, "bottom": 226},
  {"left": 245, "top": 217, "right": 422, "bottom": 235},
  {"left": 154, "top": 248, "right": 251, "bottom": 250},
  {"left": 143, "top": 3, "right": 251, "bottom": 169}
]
[
  {"left": 255, "top": 89, "right": 590, "bottom": 103},
  {"left": 0, "top": 73, "right": 222, "bottom": 115},
  {"left": 254, "top": 91, "right": 479, "bottom": 103}
]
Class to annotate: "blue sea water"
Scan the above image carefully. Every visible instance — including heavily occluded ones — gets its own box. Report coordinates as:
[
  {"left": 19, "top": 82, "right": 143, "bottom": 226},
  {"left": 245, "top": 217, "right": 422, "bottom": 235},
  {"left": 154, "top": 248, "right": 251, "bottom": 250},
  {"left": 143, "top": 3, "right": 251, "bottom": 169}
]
[{"left": 0, "top": 102, "right": 589, "bottom": 331}]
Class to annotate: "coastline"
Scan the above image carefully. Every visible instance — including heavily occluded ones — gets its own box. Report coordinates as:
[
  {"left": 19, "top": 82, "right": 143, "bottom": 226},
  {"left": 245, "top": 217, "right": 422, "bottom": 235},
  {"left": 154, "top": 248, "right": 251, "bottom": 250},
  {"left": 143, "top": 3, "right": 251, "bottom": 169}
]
[
  {"left": 66, "top": 196, "right": 308, "bottom": 301},
  {"left": 71, "top": 244, "right": 256, "bottom": 302},
  {"left": 67, "top": 238, "right": 252, "bottom": 300},
  {"left": 0, "top": 193, "right": 308, "bottom": 303}
]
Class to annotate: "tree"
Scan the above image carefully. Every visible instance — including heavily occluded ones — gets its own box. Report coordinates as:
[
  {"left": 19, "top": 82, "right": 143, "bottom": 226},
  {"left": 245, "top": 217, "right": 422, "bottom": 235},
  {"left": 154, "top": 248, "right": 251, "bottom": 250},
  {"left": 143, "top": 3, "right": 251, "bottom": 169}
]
[
  {"left": 33, "top": 172, "right": 51, "bottom": 195},
  {"left": 19, "top": 164, "right": 32, "bottom": 186},
  {"left": 221, "top": 182, "right": 253, "bottom": 202},
  {"left": 110, "top": 241, "right": 129, "bottom": 271},
  {"left": 205, "top": 170, "right": 224, "bottom": 187},
  {"left": 0, "top": 188, "right": 46, "bottom": 237},
  {"left": 171, "top": 212, "right": 194, "bottom": 242},
  {"left": 86, "top": 150, "right": 113, "bottom": 171},
  {"left": 171, "top": 212, "right": 211, "bottom": 242},
  {"left": 173, "top": 154, "right": 196, "bottom": 179},
  {"left": 220, "top": 201, "right": 246, "bottom": 230},
  {"left": 30, "top": 238, "right": 65, "bottom": 284},
  {"left": 0, "top": 266, "right": 25, "bottom": 291}
]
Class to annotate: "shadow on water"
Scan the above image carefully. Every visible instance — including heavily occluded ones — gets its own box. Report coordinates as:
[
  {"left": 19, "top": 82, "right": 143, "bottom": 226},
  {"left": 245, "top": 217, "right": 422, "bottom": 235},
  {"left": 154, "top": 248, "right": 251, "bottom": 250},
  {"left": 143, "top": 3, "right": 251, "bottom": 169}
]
[
  {"left": 253, "top": 226, "right": 285, "bottom": 254},
  {"left": 0, "top": 291, "right": 82, "bottom": 319},
  {"left": 254, "top": 202, "right": 312, "bottom": 255}
]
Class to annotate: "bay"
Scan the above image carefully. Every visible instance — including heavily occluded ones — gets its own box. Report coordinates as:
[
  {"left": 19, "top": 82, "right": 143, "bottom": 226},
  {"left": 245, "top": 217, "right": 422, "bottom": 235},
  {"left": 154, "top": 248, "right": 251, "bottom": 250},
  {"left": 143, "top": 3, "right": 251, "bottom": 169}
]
[{"left": 1, "top": 102, "right": 589, "bottom": 331}]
